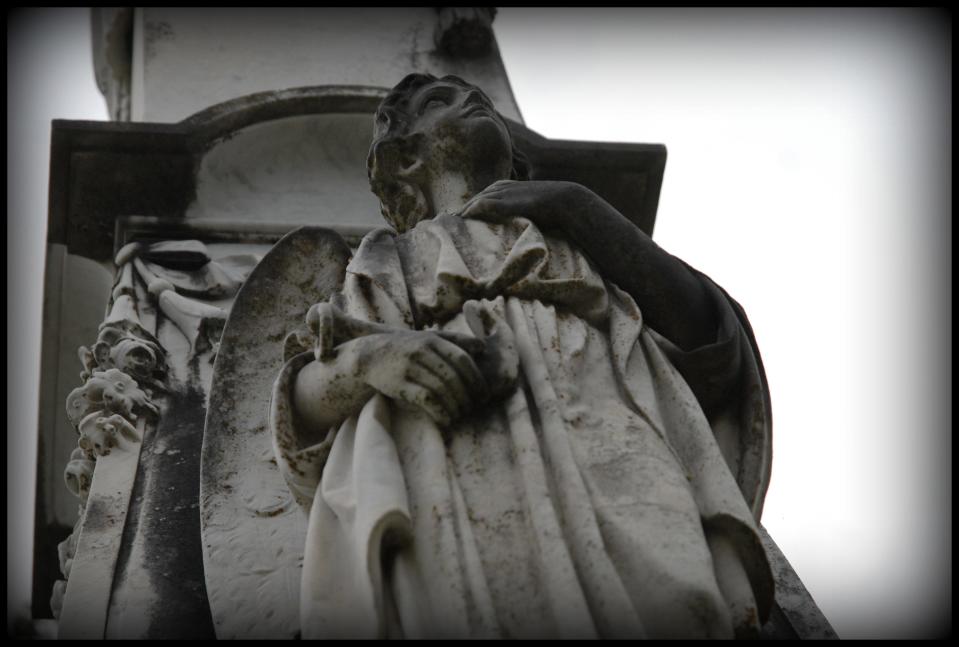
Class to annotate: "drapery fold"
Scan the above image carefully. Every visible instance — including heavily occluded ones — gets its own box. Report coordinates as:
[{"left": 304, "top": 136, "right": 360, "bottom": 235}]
[{"left": 271, "top": 214, "right": 773, "bottom": 638}]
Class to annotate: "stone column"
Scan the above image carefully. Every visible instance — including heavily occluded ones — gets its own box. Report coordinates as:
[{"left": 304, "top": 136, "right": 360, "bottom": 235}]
[{"left": 125, "top": 7, "right": 523, "bottom": 123}]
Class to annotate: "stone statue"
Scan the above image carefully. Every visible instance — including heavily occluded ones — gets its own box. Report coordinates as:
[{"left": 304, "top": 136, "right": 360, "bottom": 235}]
[{"left": 269, "top": 73, "right": 775, "bottom": 639}]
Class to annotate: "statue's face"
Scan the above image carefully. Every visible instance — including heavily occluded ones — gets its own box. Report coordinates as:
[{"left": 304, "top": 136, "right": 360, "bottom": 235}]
[{"left": 404, "top": 80, "right": 513, "bottom": 195}]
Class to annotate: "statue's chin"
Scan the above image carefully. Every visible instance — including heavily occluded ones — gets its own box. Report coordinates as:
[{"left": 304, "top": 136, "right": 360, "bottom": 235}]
[
  {"left": 391, "top": 208, "right": 430, "bottom": 234},
  {"left": 469, "top": 119, "right": 512, "bottom": 169},
  {"left": 385, "top": 184, "right": 431, "bottom": 233},
  {"left": 432, "top": 117, "right": 511, "bottom": 187}
]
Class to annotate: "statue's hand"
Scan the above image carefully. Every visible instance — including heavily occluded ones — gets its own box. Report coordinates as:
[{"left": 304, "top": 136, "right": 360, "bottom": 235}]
[
  {"left": 463, "top": 301, "right": 519, "bottom": 402},
  {"left": 352, "top": 330, "right": 490, "bottom": 426},
  {"left": 460, "top": 179, "right": 597, "bottom": 232}
]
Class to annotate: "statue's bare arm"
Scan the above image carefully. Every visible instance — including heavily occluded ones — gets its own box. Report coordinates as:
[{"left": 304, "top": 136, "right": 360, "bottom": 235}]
[
  {"left": 293, "top": 328, "right": 490, "bottom": 432},
  {"left": 462, "top": 180, "right": 719, "bottom": 351}
]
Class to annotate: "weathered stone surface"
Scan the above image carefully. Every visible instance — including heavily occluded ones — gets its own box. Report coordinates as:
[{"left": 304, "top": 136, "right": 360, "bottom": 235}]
[
  {"left": 92, "top": 8, "right": 133, "bottom": 121},
  {"left": 36, "top": 70, "right": 836, "bottom": 637},
  {"left": 46, "top": 87, "right": 664, "bottom": 263},
  {"left": 50, "top": 238, "right": 260, "bottom": 638},
  {"left": 104, "top": 378, "right": 215, "bottom": 639},
  {"left": 55, "top": 260, "right": 166, "bottom": 637},
  {"left": 57, "top": 417, "right": 145, "bottom": 639},
  {"left": 434, "top": 7, "right": 497, "bottom": 57},
  {"left": 187, "top": 113, "right": 384, "bottom": 227},
  {"left": 33, "top": 246, "right": 114, "bottom": 618},
  {"left": 200, "top": 227, "right": 351, "bottom": 639},
  {"left": 36, "top": 11, "right": 834, "bottom": 633},
  {"left": 759, "top": 526, "right": 839, "bottom": 639},
  {"left": 99, "top": 241, "right": 259, "bottom": 639},
  {"left": 129, "top": 8, "right": 522, "bottom": 123},
  {"left": 266, "top": 74, "right": 774, "bottom": 639}
]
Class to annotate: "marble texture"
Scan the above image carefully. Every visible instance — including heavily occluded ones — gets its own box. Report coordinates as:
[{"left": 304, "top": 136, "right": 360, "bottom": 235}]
[
  {"left": 267, "top": 74, "right": 775, "bottom": 639},
  {"left": 129, "top": 8, "right": 522, "bottom": 123},
  {"left": 200, "top": 228, "right": 351, "bottom": 639},
  {"left": 39, "top": 57, "right": 836, "bottom": 637}
]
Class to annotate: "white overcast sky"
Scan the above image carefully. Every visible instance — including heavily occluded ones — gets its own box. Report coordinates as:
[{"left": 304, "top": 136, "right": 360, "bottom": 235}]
[{"left": 7, "top": 7, "right": 951, "bottom": 638}]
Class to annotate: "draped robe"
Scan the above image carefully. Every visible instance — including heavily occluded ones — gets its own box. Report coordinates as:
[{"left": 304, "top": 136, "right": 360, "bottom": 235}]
[{"left": 271, "top": 214, "right": 774, "bottom": 639}]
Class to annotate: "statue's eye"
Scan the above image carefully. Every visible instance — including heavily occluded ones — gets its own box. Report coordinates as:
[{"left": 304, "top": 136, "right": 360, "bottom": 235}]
[{"left": 422, "top": 96, "right": 448, "bottom": 113}]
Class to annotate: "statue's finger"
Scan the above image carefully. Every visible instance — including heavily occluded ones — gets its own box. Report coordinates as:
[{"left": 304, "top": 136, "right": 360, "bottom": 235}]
[
  {"left": 407, "top": 360, "right": 465, "bottom": 419},
  {"left": 486, "top": 179, "right": 516, "bottom": 191},
  {"left": 396, "top": 384, "right": 451, "bottom": 427},
  {"left": 431, "top": 351, "right": 473, "bottom": 412},
  {"left": 430, "top": 337, "right": 490, "bottom": 403},
  {"left": 434, "top": 330, "right": 486, "bottom": 356},
  {"left": 460, "top": 196, "right": 505, "bottom": 222},
  {"left": 459, "top": 199, "right": 486, "bottom": 219}
]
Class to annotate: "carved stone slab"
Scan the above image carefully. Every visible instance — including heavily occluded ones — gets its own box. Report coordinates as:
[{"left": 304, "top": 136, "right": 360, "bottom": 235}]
[
  {"left": 200, "top": 227, "right": 351, "bottom": 639},
  {"left": 47, "top": 87, "right": 665, "bottom": 263},
  {"left": 57, "top": 417, "right": 145, "bottom": 639}
]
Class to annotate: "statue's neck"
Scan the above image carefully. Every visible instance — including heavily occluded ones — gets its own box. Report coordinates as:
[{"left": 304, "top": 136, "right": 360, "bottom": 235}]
[{"left": 427, "top": 172, "right": 473, "bottom": 217}]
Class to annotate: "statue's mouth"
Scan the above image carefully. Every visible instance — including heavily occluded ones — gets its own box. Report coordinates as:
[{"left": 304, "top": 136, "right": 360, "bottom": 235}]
[{"left": 462, "top": 104, "right": 490, "bottom": 118}]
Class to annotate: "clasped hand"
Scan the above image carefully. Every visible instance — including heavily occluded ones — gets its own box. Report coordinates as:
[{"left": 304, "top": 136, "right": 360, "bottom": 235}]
[{"left": 352, "top": 329, "right": 492, "bottom": 426}]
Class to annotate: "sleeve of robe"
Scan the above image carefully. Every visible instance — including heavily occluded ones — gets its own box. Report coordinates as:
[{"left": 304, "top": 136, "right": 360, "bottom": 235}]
[
  {"left": 607, "top": 262, "right": 775, "bottom": 624},
  {"left": 270, "top": 227, "right": 421, "bottom": 638},
  {"left": 649, "top": 262, "right": 773, "bottom": 520}
]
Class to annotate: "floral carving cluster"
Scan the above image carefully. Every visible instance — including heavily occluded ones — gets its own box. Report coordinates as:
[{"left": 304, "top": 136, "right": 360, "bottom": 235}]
[
  {"left": 53, "top": 248, "right": 169, "bottom": 619},
  {"left": 78, "top": 322, "right": 165, "bottom": 385},
  {"left": 53, "top": 357, "right": 162, "bottom": 618},
  {"left": 66, "top": 368, "right": 155, "bottom": 457},
  {"left": 53, "top": 365, "right": 159, "bottom": 619},
  {"left": 52, "top": 238, "right": 258, "bottom": 620}
]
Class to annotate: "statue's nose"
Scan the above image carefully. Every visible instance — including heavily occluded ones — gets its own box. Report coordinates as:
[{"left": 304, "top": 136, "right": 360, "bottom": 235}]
[{"left": 464, "top": 90, "right": 486, "bottom": 107}]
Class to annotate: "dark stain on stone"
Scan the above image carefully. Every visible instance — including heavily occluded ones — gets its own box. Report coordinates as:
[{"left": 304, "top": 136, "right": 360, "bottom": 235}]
[
  {"left": 109, "top": 376, "right": 216, "bottom": 638},
  {"left": 144, "top": 20, "right": 174, "bottom": 63},
  {"left": 82, "top": 494, "right": 120, "bottom": 534}
]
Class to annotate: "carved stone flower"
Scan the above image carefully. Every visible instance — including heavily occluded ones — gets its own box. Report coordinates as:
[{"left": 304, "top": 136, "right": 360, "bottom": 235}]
[
  {"left": 100, "top": 369, "right": 155, "bottom": 418},
  {"left": 57, "top": 530, "right": 78, "bottom": 579},
  {"left": 77, "top": 345, "right": 98, "bottom": 382},
  {"left": 50, "top": 580, "right": 67, "bottom": 620},
  {"left": 88, "top": 321, "right": 164, "bottom": 379},
  {"left": 77, "top": 412, "right": 140, "bottom": 457},
  {"left": 108, "top": 337, "right": 160, "bottom": 381},
  {"left": 67, "top": 368, "right": 156, "bottom": 426},
  {"left": 63, "top": 446, "right": 96, "bottom": 500},
  {"left": 65, "top": 384, "right": 101, "bottom": 428}
]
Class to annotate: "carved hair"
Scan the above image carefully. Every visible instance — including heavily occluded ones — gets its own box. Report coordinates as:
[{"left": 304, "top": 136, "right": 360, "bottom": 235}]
[{"left": 367, "top": 73, "right": 530, "bottom": 232}]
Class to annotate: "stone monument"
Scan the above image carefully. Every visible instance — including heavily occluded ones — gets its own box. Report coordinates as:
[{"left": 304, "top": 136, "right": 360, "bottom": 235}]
[{"left": 32, "top": 7, "right": 836, "bottom": 639}]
